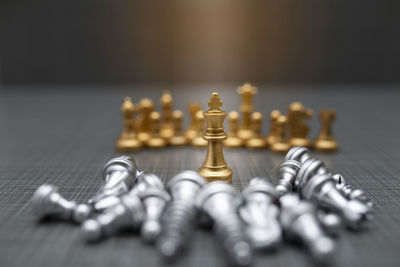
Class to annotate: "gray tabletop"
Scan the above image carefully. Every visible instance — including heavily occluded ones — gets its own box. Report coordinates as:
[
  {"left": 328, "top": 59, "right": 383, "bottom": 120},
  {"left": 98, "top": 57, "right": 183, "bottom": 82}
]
[{"left": 0, "top": 85, "right": 399, "bottom": 267}]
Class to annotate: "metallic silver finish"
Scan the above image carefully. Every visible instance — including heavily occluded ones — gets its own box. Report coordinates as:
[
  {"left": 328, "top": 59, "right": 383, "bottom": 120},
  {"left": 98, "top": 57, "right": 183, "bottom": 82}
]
[
  {"left": 130, "top": 172, "right": 164, "bottom": 196},
  {"left": 276, "top": 160, "right": 301, "bottom": 195},
  {"left": 82, "top": 192, "right": 144, "bottom": 242},
  {"left": 196, "top": 181, "right": 252, "bottom": 267},
  {"left": 280, "top": 194, "right": 335, "bottom": 261},
  {"left": 284, "top": 146, "right": 312, "bottom": 164},
  {"left": 333, "top": 174, "right": 373, "bottom": 209},
  {"left": 157, "top": 170, "right": 206, "bottom": 260},
  {"left": 317, "top": 209, "right": 343, "bottom": 236},
  {"left": 138, "top": 188, "right": 170, "bottom": 243},
  {"left": 31, "top": 184, "right": 91, "bottom": 224},
  {"left": 239, "top": 178, "right": 282, "bottom": 250}
]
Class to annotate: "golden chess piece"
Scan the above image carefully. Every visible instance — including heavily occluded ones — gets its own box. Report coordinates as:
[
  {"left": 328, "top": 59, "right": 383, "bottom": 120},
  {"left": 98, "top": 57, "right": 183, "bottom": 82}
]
[
  {"left": 287, "top": 102, "right": 313, "bottom": 148},
  {"left": 270, "top": 115, "right": 291, "bottom": 153},
  {"left": 169, "top": 110, "right": 187, "bottom": 146},
  {"left": 137, "top": 98, "right": 155, "bottom": 143},
  {"left": 237, "top": 82, "right": 258, "bottom": 141},
  {"left": 185, "top": 103, "right": 202, "bottom": 142},
  {"left": 191, "top": 110, "right": 208, "bottom": 147},
  {"left": 146, "top": 111, "right": 166, "bottom": 148},
  {"left": 246, "top": 112, "right": 267, "bottom": 149},
  {"left": 198, "top": 93, "right": 233, "bottom": 183},
  {"left": 223, "top": 111, "right": 243, "bottom": 148},
  {"left": 266, "top": 110, "right": 281, "bottom": 146},
  {"left": 314, "top": 109, "right": 338, "bottom": 152},
  {"left": 116, "top": 97, "right": 142, "bottom": 152},
  {"left": 160, "top": 91, "right": 175, "bottom": 141}
]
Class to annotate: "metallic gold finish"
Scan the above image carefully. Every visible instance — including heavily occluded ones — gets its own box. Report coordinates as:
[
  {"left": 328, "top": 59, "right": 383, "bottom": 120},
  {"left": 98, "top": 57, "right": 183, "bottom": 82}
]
[
  {"left": 314, "top": 109, "right": 338, "bottom": 152},
  {"left": 191, "top": 110, "right": 207, "bottom": 147},
  {"left": 237, "top": 82, "right": 258, "bottom": 141},
  {"left": 288, "top": 102, "right": 313, "bottom": 148},
  {"left": 146, "top": 112, "right": 166, "bottom": 148},
  {"left": 137, "top": 98, "right": 154, "bottom": 143},
  {"left": 270, "top": 115, "right": 291, "bottom": 153},
  {"left": 266, "top": 110, "right": 281, "bottom": 146},
  {"left": 246, "top": 112, "right": 267, "bottom": 149},
  {"left": 198, "top": 93, "right": 233, "bottom": 183},
  {"left": 116, "top": 97, "right": 142, "bottom": 152},
  {"left": 185, "top": 103, "right": 202, "bottom": 142},
  {"left": 169, "top": 110, "right": 187, "bottom": 146},
  {"left": 159, "top": 91, "right": 175, "bottom": 141},
  {"left": 223, "top": 111, "right": 243, "bottom": 148}
]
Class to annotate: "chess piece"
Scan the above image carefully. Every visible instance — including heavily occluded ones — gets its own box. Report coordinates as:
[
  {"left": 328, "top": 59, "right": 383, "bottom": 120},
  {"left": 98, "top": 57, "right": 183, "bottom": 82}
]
[
  {"left": 185, "top": 103, "right": 202, "bottom": 142},
  {"left": 270, "top": 115, "right": 291, "bottom": 153},
  {"left": 157, "top": 171, "right": 206, "bottom": 260},
  {"left": 169, "top": 110, "right": 187, "bottom": 146},
  {"left": 89, "top": 156, "right": 140, "bottom": 211},
  {"left": 198, "top": 93, "right": 233, "bottom": 183},
  {"left": 137, "top": 98, "right": 155, "bottom": 143},
  {"left": 237, "top": 83, "right": 258, "bottom": 141},
  {"left": 31, "top": 184, "right": 92, "bottom": 223},
  {"left": 266, "top": 110, "right": 281, "bottom": 146},
  {"left": 160, "top": 91, "right": 175, "bottom": 141},
  {"left": 317, "top": 209, "right": 343, "bottom": 236},
  {"left": 284, "top": 146, "right": 312, "bottom": 164},
  {"left": 82, "top": 193, "right": 145, "bottom": 242},
  {"left": 116, "top": 97, "right": 142, "bottom": 152},
  {"left": 287, "top": 102, "right": 313, "bottom": 147},
  {"left": 280, "top": 193, "right": 335, "bottom": 261},
  {"left": 332, "top": 174, "right": 373, "bottom": 209},
  {"left": 238, "top": 178, "right": 282, "bottom": 250},
  {"left": 314, "top": 109, "right": 338, "bottom": 152},
  {"left": 246, "top": 112, "right": 267, "bottom": 148},
  {"left": 196, "top": 181, "right": 252, "bottom": 266},
  {"left": 146, "top": 111, "right": 167, "bottom": 148},
  {"left": 224, "top": 111, "right": 243, "bottom": 148},
  {"left": 139, "top": 188, "right": 170, "bottom": 243},
  {"left": 275, "top": 160, "right": 301, "bottom": 195},
  {"left": 191, "top": 110, "right": 207, "bottom": 147}
]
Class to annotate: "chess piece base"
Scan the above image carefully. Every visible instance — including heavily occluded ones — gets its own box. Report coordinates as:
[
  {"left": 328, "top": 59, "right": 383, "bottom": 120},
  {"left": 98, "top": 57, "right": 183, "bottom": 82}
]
[
  {"left": 198, "top": 166, "right": 232, "bottom": 183},
  {"left": 224, "top": 137, "right": 243, "bottom": 148},
  {"left": 314, "top": 139, "right": 338, "bottom": 152},
  {"left": 191, "top": 137, "right": 208, "bottom": 147},
  {"left": 237, "top": 129, "right": 253, "bottom": 141},
  {"left": 246, "top": 138, "right": 267, "bottom": 149},
  {"left": 169, "top": 136, "right": 187, "bottom": 146},
  {"left": 270, "top": 142, "right": 291, "bottom": 153},
  {"left": 116, "top": 138, "right": 142, "bottom": 152},
  {"left": 146, "top": 138, "right": 166, "bottom": 148},
  {"left": 290, "top": 138, "right": 312, "bottom": 148}
]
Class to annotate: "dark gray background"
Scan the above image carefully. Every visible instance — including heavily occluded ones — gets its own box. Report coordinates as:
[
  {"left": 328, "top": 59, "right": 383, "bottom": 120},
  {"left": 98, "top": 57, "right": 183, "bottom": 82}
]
[
  {"left": 0, "top": 86, "right": 399, "bottom": 267},
  {"left": 1, "top": 0, "right": 400, "bottom": 85}
]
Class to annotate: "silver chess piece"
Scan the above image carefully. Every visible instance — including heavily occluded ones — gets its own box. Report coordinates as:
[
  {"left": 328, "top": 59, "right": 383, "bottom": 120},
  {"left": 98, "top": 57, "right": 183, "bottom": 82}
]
[
  {"left": 332, "top": 174, "right": 373, "bottom": 209},
  {"left": 138, "top": 188, "right": 170, "bottom": 243},
  {"left": 157, "top": 170, "right": 206, "bottom": 260},
  {"left": 89, "top": 156, "right": 141, "bottom": 211},
  {"left": 196, "top": 181, "right": 252, "bottom": 267},
  {"left": 238, "top": 178, "right": 282, "bottom": 250},
  {"left": 298, "top": 158, "right": 371, "bottom": 229},
  {"left": 285, "top": 146, "right": 312, "bottom": 164},
  {"left": 31, "top": 184, "right": 91, "bottom": 223},
  {"left": 276, "top": 160, "right": 301, "bottom": 195},
  {"left": 280, "top": 193, "right": 335, "bottom": 262},
  {"left": 82, "top": 193, "right": 144, "bottom": 242},
  {"left": 317, "top": 209, "right": 343, "bottom": 236}
]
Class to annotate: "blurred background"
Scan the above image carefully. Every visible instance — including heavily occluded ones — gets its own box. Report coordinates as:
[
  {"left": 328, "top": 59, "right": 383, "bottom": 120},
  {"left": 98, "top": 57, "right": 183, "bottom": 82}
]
[{"left": 1, "top": 0, "right": 400, "bottom": 87}]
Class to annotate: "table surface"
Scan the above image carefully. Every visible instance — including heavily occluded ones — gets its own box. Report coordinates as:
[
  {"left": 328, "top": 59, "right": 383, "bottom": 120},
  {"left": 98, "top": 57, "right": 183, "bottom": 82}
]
[{"left": 1, "top": 85, "right": 399, "bottom": 267}]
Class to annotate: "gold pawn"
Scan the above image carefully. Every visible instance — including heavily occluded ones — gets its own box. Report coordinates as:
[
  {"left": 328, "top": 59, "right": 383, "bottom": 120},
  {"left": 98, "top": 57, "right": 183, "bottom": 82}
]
[
  {"left": 116, "top": 97, "right": 142, "bottom": 152},
  {"left": 288, "top": 101, "right": 313, "bottom": 148},
  {"left": 314, "top": 109, "right": 338, "bottom": 152},
  {"left": 270, "top": 115, "right": 291, "bottom": 153},
  {"left": 266, "top": 110, "right": 281, "bottom": 146},
  {"left": 223, "top": 111, "right": 243, "bottom": 148},
  {"left": 198, "top": 92, "right": 233, "bottom": 183},
  {"left": 185, "top": 103, "right": 202, "bottom": 141},
  {"left": 137, "top": 98, "right": 155, "bottom": 143},
  {"left": 246, "top": 112, "right": 267, "bottom": 149},
  {"left": 191, "top": 110, "right": 208, "bottom": 147},
  {"left": 146, "top": 111, "right": 166, "bottom": 148},
  {"left": 169, "top": 110, "right": 187, "bottom": 146},
  {"left": 159, "top": 91, "right": 175, "bottom": 141},
  {"left": 237, "top": 82, "right": 258, "bottom": 141}
]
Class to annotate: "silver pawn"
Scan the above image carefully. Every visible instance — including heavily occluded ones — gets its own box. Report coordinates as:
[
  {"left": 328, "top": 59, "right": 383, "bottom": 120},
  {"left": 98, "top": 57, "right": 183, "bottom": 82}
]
[
  {"left": 196, "top": 181, "right": 252, "bottom": 267},
  {"left": 31, "top": 184, "right": 91, "bottom": 223},
  {"left": 82, "top": 193, "right": 144, "bottom": 242},
  {"left": 280, "top": 193, "right": 335, "bottom": 262},
  {"left": 298, "top": 158, "right": 371, "bottom": 229},
  {"left": 238, "top": 178, "right": 282, "bottom": 250},
  {"left": 276, "top": 160, "right": 301, "bottom": 195},
  {"left": 157, "top": 170, "right": 206, "bottom": 260},
  {"left": 138, "top": 188, "right": 170, "bottom": 243},
  {"left": 89, "top": 156, "right": 141, "bottom": 211},
  {"left": 285, "top": 146, "right": 312, "bottom": 164}
]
